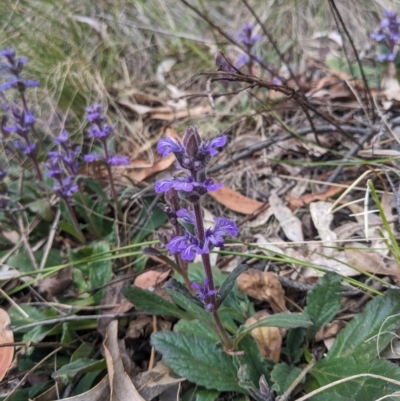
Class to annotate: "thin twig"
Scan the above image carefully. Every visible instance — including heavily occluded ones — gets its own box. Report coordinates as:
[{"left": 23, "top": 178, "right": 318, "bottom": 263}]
[
  {"left": 12, "top": 312, "right": 138, "bottom": 332},
  {"left": 39, "top": 207, "right": 61, "bottom": 270}
]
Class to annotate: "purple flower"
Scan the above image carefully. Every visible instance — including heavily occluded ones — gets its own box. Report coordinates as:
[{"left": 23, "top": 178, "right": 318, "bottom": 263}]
[
  {"left": 0, "top": 49, "right": 15, "bottom": 58},
  {"left": 0, "top": 78, "right": 39, "bottom": 91},
  {"left": 87, "top": 124, "right": 112, "bottom": 140},
  {"left": 0, "top": 169, "right": 7, "bottom": 181},
  {"left": 54, "top": 130, "right": 70, "bottom": 145},
  {"left": 166, "top": 232, "right": 203, "bottom": 260},
  {"left": 85, "top": 104, "right": 104, "bottom": 122},
  {"left": 14, "top": 140, "right": 35, "bottom": 157},
  {"left": 176, "top": 208, "right": 196, "bottom": 225},
  {"left": 155, "top": 176, "right": 222, "bottom": 194},
  {"left": 201, "top": 136, "right": 227, "bottom": 156},
  {"left": 191, "top": 278, "right": 217, "bottom": 311},
  {"left": 108, "top": 155, "right": 129, "bottom": 166},
  {"left": 54, "top": 176, "right": 78, "bottom": 198},
  {"left": 157, "top": 138, "right": 185, "bottom": 157},
  {"left": 203, "top": 217, "right": 239, "bottom": 253},
  {"left": 84, "top": 153, "right": 101, "bottom": 163},
  {"left": 236, "top": 23, "right": 262, "bottom": 47}
]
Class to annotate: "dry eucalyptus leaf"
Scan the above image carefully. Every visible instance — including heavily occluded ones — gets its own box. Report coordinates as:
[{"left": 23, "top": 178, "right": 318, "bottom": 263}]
[
  {"left": 0, "top": 308, "right": 13, "bottom": 381},
  {"left": 245, "top": 310, "right": 282, "bottom": 361},
  {"left": 104, "top": 320, "right": 145, "bottom": 401},
  {"left": 210, "top": 185, "right": 264, "bottom": 215},
  {"left": 310, "top": 201, "right": 336, "bottom": 256},
  {"left": 134, "top": 270, "right": 171, "bottom": 289},
  {"left": 132, "top": 360, "right": 185, "bottom": 401},
  {"left": 344, "top": 245, "right": 400, "bottom": 281},
  {"left": 237, "top": 269, "right": 287, "bottom": 313},
  {"left": 315, "top": 320, "right": 347, "bottom": 342},
  {"left": 269, "top": 193, "right": 304, "bottom": 242}
]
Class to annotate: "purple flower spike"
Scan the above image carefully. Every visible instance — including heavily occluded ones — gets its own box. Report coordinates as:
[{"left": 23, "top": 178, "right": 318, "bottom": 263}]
[
  {"left": 84, "top": 153, "right": 101, "bottom": 163},
  {"left": 108, "top": 155, "right": 130, "bottom": 166},
  {"left": 155, "top": 176, "right": 195, "bottom": 193},
  {"left": 14, "top": 140, "right": 36, "bottom": 157},
  {"left": 157, "top": 138, "right": 184, "bottom": 157},
  {"left": 54, "top": 176, "right": 78, "bottom": 198}
]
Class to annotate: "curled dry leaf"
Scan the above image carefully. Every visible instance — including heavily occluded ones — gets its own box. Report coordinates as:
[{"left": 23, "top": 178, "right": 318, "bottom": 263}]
[
  {"left": 0, "top": 308, "right": 13, "bottom": 381},
  {"left": 104, "top": 320, "right": 145, "bottom": 401},
  {"left": 134, "top": 270, "right": 171, "bottom": 289},
  {"left": 237, "top": 269, "right": 287, "bottom": 313},
  {"left": 344, "top": 245, "right": 400, "bottom": 282},
  {"left": 269, "top": 193, "right": 304, "bottom": 242},
  {"left": 132, "top": 360, "right": 185, "bottom": 401},
  {"left": 209, "top": 185, "right": 264, "bottom": 215},
  {"left": 310, "top": 201, "right": 336, "bottom": 256},
  {"left": 50, "top": 376, "right": 109, "bottom": 401},
  {"left": 288, "top": 185, "right": 343, "bottom": 209},
  {"left": 245, "top": 310, "right": 282, "bottom": 361},
  {"left": 315, "top": 320, "right": 347, "bottom": 343}
]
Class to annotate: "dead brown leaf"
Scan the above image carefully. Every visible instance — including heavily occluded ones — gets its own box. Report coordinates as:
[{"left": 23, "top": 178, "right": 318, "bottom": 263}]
[
  {"left": 37, "top": 266, "right": 72, "bottom": 297},
  {"left": 0, "top": 308, "right": 13, "bottom": 381},
  {"left": 50, "top": 376, "right": 109, "bottom": 401},
  {"left": 134, "top": 270, "right": 171, "bottom": 289},
  {"left": 132, "top": 360, "right": 185, "bottom": 401},
  {"left": 245, "top": 310, "right": 282, "bottom": 361},
  {"left": 126, "top": 316, "right": 153, "bottom": 339},
  {"left": 269, "top": 193, "right": 304, "bottom": 242},
  {"left": 104, "top": 320, "right": 145, "bottom": 401},
  {"left": 288, "top": 185, "right": 343, "bottom": 209},
  {"left": 237, "top": 269, "right": 287, "bottom": 313},
  {"left": 345, "top": 246, "right": 400, "bottom": 281},
  {"left": 315, "top": 320, "right": 346, "bottom": 342},
  {"left": 128, "top": 154, "right": 175, "bottom": 182},
  {"left": 209, "top": 185, "right": 264, "bottom": 215}
]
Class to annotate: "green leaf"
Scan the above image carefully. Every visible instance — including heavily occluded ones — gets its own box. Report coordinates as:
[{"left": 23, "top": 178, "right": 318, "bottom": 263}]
[
  {"left": 174, "top": 319, "right": 219, "bottom": 342},
  {"left": 52, "top": 358, "right": 106, "bottom": 383},
  {"left": 304, "top": 272, "right": 343, "bottom": 340},
  {"left": 165, "top": 278, "right": 204, "bottom": 308},
  {"left": 151, "top": 331, "right": 243, "bottom": 393},
  {"left": 87, "top": 242, "right": 113, "bottom": 304},
  {"left": 59, "top": 221, "right": 85, "bottom": 242},
  {"left": 122, "top": 286, "right": 189, "bottom": 320},
  {"left": 234, "top": 313, "right": 312, "bottom": 347},
  {"left": 71, "top": 343, "right": 95, "bottom": 361},
  {"left": 217, "top": 264, "right": 248, "bottom": 307},
  {"left": 195, "top": 389, "right": 220, "bottom": 401},
  {"left": 270, "top": 362, "right": 302, "bottom": 395},
  {"left": 166, "top": 289, "right": 215, "bottom": 330},
  {"left": 27, "top": 198, "right": 53, "bottom": 221},
  {"left": 310, "top": 357, "right": 400, "bottom": 401},
  {"left": 326, "top": 289, "right": 400, "bottom": 362},
  {"left": 282, "top": 327, "right": 306, "bottom": 363},
  {"left": 236, "top": 335, "right": 273, "bottom": 391}
]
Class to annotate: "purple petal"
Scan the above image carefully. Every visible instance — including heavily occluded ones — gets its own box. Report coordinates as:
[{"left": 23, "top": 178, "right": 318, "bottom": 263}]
[
  {"left": 157, "top": 138, "right": 184, "bottom": 157},
  {"left": 176, "top": 208, "right": 196, "bottom": 225},
  {"left": 155, "top": 179, "right": 175, "bottom": 193},
  {"left": 84, "top": 153, "right": 101, "bottom": 163},
  {"left": 108, "top": 155, "right": 130, "bottom": 165}
]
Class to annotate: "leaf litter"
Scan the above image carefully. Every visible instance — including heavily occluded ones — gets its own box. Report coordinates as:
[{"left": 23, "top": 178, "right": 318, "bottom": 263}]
[{"left": 4, "top": 2, "right": 400, "bottom": 401}]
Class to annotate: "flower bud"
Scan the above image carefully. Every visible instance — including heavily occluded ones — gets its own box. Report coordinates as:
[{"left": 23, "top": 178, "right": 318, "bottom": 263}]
[{"left": 182, "top": 126, "right": 201, "bottom": 157}]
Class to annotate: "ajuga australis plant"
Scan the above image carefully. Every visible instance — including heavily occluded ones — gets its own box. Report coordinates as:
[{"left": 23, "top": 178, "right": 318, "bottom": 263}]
[{"left": 155, "top": 126, "right": 239, "bottom": 349}]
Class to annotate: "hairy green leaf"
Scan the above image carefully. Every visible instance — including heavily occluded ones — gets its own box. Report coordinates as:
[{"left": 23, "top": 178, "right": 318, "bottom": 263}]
[
  {"left": 122, "top": 286, "right": 189, "bottom": 320},
  {"left": 310, "top": 357, "right": 400, "bottom": 401},
  {"left": 270, "top": 362, "right": 302, "bottom": 395},
  {"left": 304, "top": 272, "right": 343, "bottom": 340},
  {"left": 151, "top": 331, "right": 243, "bottom": 393},
  {"left": 326, "top": 289, "right": 400, "bottom": 362},
  {"left": 217, "top": 264, "right": 248, "bottom": 307},
  {"left": 234, "top": 313, "right": 311, "bottom": 347},
  {"left": 174, "top": 319, "right": 219, "bottom": 342}
]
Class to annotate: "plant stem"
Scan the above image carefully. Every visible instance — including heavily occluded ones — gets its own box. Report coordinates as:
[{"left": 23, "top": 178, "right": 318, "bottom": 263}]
[{"left": 192, "top": 201, "right": 233, "bottom": 350}]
